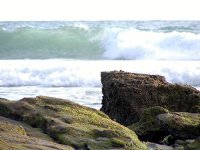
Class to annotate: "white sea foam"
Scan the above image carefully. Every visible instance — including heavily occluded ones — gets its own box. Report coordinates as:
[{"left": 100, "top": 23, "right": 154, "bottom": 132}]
[
  {"left": 1, "top": 21, "right": 200, "bottom": 60},
  {"left": 1, "top": 21, "right": 200, "bottom": 108},
  {"left": 74, "top": 22, "right": 90, "bottom": 30},
  {"left": 0, "top": 86, "right": 102, "bottom": 109},
  {"left": 1, "top": 59, "right": 200, "bottom": 87},
  {"left": 102, "top": 28, "right": 200, "bottom": 60}
]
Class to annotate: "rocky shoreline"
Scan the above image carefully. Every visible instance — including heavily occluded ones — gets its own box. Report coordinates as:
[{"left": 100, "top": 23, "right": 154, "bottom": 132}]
[
  {"left": 101, "top": 71, "right": 200, "bottom": 149},
  {"left": 0, "top": 71, "right": 200, "bottom": 149}
]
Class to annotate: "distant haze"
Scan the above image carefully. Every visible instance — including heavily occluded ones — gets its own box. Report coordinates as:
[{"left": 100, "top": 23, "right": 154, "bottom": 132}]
[{"left": 0, "top": 0, "right": 199, "bottom": 21}]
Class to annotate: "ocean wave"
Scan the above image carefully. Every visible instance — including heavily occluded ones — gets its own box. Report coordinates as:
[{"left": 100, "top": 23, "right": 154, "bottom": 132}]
[
  {"left": 0, "top": 21, "right": 200, "bottom": 60},
  {"left": 0, "top": 60, "right": 200, "bottom": 87},
  {"left": 102, "top": 29, "right": 200, "bottom": 60},
  {"left": 0, "top": 25, "right": 102, "bottom": 59}
]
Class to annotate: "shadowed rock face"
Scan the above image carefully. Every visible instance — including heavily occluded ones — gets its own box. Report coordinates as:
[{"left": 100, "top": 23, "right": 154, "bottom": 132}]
[
  {"left": 128, "top": 106, "right": 170, "bottom": 143},
  {"left": 100, "top": 71, "right": 200, "bottom": 126},
  {"left": 0, "top": 96, "right": 146, "bottom": 150}
]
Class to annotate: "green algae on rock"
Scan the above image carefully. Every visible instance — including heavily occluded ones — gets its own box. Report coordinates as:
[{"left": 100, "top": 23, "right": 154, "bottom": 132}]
[
  {"left": 0, "top": 120, "right": 26, "bottom": 136},
  {"left": 185, "top": 138, "right": 200, "bottom": 150},
  {"left": 0, "top": 117, "right": 74, "bottom": 150},
  {"left": 0, "top": 96, "right": 146, "bottom": 150},
  {"left": 157, "top": 112, "right": 200, "bottom": 139},
  {"left": 128, "top": 106, "right": 169, "bottom": 142},
  {"left": 175, "top": 138, "right": 200, "bottom": 150}
]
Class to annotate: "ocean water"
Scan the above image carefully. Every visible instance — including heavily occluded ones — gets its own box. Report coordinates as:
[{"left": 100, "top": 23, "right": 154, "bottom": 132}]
[{"left": 0, "top": 21, "right": 200, "bottom": 109}]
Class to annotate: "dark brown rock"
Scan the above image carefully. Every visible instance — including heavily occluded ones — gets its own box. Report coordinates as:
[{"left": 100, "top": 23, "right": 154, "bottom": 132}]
[{"left": 100, "top": 71, "right": 200, "bottom": 126}]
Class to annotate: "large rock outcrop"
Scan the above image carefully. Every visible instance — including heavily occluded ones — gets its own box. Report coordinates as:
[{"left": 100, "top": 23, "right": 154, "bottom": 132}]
[
  {"left": 0, "top": 96, "right": 146, "bottom": 150},
  {"left": 100, "top": 71, "right": 200, "bottom": 126}
]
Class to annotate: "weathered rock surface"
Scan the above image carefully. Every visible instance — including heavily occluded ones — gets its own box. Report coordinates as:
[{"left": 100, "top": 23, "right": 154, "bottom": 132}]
[
  {"left": 157, "top": 112, "right": 200, "bottom": 139},
  {"left": 0, "top": 116, "right": 74, "bottom": 150},
  {"left": 146, "top": 142, "right": 179, "bottom": 150},
  {"left": 128, "top": 106, "right": 169, "bottom": 142},
  {"left": 175, "top": 138, "right": 200, "bottom": 150},
  {"left": 185, "top": 138, "right": 200, "bottom": 150},
  {"left": 0, "top": 96, "right": 146, "bottom": 150},
  {"left": 101, "top": 71, "right": 200, "bottom": 126}
]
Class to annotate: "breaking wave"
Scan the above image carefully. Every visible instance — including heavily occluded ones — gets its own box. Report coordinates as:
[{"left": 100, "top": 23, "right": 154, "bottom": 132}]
[
  {"left": 0, "top": 21, "right": 200, "bottom": 60},
  {"left": 1, "top": 60, "right": 200, "bottom": 87}
]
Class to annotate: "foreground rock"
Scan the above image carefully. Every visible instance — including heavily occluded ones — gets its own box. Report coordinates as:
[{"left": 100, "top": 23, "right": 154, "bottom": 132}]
[
  {"left": 0, "top": 96, "right": 146, "bottom": 150},
  {"left": 101, "top": 71, "right": 200, "bottom": 126},
  {"left": 157, "top": 112, "right": 200, "bottom": 139},
  {"left": 0, "top": 116, "right": 74, "bottom": 150}
]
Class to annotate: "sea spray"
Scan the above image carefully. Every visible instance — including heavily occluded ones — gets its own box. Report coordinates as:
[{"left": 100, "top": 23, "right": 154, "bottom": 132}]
[{"left": 0, "top": 60, "right": 200, "bottom": 87}]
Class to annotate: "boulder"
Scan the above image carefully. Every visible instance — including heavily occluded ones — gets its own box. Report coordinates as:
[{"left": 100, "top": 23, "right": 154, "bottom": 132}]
[
  {"left": 100, "top": 71, "right": 200, "bottom": 126},
  {"left": 0, "top": 96, "right": 146, "bottom": 150},
  {"left": 157, "top": 112, "right": 200, "bottom": 139}
]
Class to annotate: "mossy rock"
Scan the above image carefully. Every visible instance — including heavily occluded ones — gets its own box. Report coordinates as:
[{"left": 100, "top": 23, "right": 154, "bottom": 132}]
[
  {"left": 0, "top": 117, "right": 74, "bottom": 150},
  {"left": 157, "top": 112, "right": 200, "bottom": 139},
  {"left": 140, "top": 106, "right": 169, "bottom": 122},
  {"left": 0, "top": 120, "right": 26, "bottom": 135},
  {"left": 186, "top": 138, "right": 200, "bottom": 150},
  {"left": 0, "top": 132, "right": 74, "bottom": 150},
  {"left": 128, "top": 106, "right": 169, "bottom": 142},
  {"left": 0, "top": 96, "right": 146, "bottom": 150},
  {"left": 175, "top": 138, "right": 200, "bottom": 150}
]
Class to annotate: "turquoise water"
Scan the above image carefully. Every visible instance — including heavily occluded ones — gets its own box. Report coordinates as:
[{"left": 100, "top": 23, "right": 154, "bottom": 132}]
[
  {"left": 1, "top": 21, "right": 200, "bottom": 60},
  {"left": 0, "top": 21, "right": 200, "bottom": 109}
]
